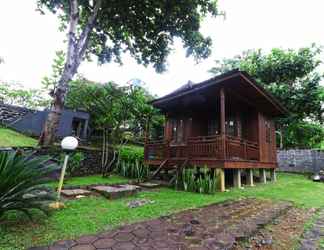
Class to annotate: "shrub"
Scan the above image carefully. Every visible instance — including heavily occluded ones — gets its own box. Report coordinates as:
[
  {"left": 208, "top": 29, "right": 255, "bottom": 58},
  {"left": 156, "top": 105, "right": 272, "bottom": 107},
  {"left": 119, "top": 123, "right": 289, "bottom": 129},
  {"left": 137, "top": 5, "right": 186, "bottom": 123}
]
[
  {"left": 118, "top": 145, "right": 144, "bottom": 163},
  {"left": 59, "top": 151, "right": 85, "bottom": 176},
  {"left": 115, "top": 159, "right": 149, "bottom": 182},
  {"left": 176, "top": 166, "right": 220, "bottom": 194},
  {"left": 0, "top": 151, "right": 57, "bottom": 218}
]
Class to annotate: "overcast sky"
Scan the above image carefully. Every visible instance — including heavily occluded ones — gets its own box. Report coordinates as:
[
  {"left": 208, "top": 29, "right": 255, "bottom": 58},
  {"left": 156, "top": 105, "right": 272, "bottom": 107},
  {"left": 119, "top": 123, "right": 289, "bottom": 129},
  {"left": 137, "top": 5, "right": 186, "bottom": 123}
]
[{"left": 0, "top": 0, "right": 323, "bottom": 97}]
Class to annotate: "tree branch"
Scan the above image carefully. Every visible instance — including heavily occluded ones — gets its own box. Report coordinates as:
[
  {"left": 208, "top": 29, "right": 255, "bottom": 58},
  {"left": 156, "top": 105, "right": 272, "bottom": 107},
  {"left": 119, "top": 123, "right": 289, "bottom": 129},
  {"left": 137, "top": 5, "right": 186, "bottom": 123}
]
[{"left": 75, "top": 0, "right": 102, "bottom": 67}]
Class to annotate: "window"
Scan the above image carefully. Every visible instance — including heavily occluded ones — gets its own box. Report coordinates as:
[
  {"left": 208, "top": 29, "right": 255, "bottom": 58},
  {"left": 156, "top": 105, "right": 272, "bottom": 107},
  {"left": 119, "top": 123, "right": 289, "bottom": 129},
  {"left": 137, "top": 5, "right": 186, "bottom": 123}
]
[
  {"left": 265, "top": 121, "right": 271, "bottom": 143},
  {"left": 226, "top": 117, "right": 237, "bottom": 136},
  {"left": 207, "top": 119, "right": 219, "bottom": 135},
  {"left": 170, "top": 118, "right": 185, "bottom": 143}
]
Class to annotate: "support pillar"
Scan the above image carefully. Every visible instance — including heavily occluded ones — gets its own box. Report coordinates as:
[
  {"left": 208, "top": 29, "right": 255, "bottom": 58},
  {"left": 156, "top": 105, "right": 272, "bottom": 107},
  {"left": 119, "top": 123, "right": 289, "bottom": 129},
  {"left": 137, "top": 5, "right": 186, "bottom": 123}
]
[
  {"left": 220, "top": 168, "right": 225, "bottom": 192},
  {"left": 259, "top": 169, "right": 267, "bottom": 184},
  {"left": 220, "top": 88, "right": 226, "bottom": 159},
  {"left": 246, "top": 169, "right": 254, "bottom": 186},
  {"left": 270, "top": 168, "right": 277, "bottom": 182},
  {"left": 233, "top": 169, "right": 242, "bottom": 188}
]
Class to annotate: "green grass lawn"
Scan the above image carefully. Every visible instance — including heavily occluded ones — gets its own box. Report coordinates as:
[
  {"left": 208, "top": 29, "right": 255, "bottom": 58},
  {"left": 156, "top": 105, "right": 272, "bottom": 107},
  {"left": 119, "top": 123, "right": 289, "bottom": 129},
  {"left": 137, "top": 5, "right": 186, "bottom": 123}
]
[
  {"left": 0, "top": 127, "right": 37, "bottom": 147},
  {"left": 46, "top": 174, "right": 129, "bottom": 189},
  {"left": 0, "top": 173, "right": 323, "bottom": 250}
]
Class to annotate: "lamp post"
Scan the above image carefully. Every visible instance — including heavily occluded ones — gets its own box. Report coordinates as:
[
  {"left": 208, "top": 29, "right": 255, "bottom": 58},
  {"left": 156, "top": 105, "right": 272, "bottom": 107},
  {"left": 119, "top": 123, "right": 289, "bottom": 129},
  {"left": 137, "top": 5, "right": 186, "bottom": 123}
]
[
  {"left": 48, "top": 136, "right": 79, "bottom": 210},
  {"left": 57, "top": 136, "right": 79, "bottom": 200}
]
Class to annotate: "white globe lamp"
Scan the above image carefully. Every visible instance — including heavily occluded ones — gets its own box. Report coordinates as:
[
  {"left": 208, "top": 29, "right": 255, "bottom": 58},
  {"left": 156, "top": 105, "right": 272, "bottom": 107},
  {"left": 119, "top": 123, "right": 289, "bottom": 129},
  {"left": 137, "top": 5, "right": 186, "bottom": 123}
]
[
  {"left": 57, "top": 136, "right": 79, "bottom": 204},
  {"left": 61, "top": 136, "right": 79, "bottom": 151}
]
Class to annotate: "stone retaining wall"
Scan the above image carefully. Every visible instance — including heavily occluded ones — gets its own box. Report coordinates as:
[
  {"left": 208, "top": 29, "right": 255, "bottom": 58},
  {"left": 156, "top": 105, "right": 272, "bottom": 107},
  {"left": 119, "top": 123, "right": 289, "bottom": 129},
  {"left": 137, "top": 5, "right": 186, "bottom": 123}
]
[
  {"left": 277, "top": 149, "right": 324, "bottom": 173},
  {"left": 0, "top": 146, "right": 105, "bottom": 177}
]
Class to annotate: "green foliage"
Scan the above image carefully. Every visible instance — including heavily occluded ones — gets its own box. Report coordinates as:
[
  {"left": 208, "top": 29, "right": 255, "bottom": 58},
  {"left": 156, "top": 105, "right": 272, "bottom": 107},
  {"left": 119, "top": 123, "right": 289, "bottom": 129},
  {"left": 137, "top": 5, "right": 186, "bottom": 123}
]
[
  {"left": 115, "top": 160, "right": 149, "bottom": 183},
  {"left": 42, "top": 50, "right": 65, "bottom": 92},
  {"left": 118, "top": 145, "right": 144, "bottom": 163},
  {"left": 176, "top": 166, "right": 220, "bottom": 194},
  {"left": 65, "top": 77, "right": 164, "bottom": 142},
  {"left": 0, "top": 151, "right": 57, "bottom": 219},
  {"left": 114, "top": 145, "right": 147, "bottom": 182},
  {"left": 284, "top": 121, "right": 324, "bottom": 149},
  {"left": 0, "top": 82, "right": 49, "bottom": 109},
  {"left": 209, "top": 45, "right": 324, "bottom": 148},
  {"left": 59, "top": 152, "right": 85, "bottom": 176},
  {"left": 37, "top": 0, "right": 219, "bottom": 73}
]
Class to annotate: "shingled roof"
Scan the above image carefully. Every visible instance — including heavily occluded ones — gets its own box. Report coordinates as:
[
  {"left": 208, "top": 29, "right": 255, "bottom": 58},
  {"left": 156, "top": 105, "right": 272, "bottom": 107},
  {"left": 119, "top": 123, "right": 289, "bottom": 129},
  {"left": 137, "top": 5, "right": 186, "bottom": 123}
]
[
  {"left": 152, "top": 69, "right": 288, "bottom": 116},
  {"left": 0, "top": 103, "right": 34, "bottom": 125}
]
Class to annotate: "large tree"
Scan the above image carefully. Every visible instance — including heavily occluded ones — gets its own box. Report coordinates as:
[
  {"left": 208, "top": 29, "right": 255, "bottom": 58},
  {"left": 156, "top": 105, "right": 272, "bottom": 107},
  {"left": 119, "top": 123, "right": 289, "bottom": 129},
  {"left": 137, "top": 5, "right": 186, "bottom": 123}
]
[
  {"left": 37, "top": 0, "right": 220, "bottom": 145},
  {"left": 65, "top": 77, "right": 163, "bottom": 175},
  {"left": 209, "top": 45, "right": 324, "bottom": 148}
]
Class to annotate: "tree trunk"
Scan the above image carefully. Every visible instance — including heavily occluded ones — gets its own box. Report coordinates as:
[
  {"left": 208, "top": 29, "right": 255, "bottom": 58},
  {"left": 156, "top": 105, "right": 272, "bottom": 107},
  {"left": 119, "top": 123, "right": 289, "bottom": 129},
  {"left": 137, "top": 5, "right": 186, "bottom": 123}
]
[
  {"left": 38, "top": 88, "right": 66, "bottom": 145},
  {"left": 38, "top": 0, "right": 102, "bottom": 146}
]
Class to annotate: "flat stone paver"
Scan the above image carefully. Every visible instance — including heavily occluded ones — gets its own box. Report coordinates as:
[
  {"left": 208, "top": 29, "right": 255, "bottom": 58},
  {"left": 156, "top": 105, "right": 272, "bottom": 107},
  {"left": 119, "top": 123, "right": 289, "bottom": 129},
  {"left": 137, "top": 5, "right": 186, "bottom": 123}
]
[
  {"left": 89, "top": 184, "right": 140, "bottom": 199},
  {"left": 31, "top": 198, "right": 291, "bottom": 250},
  {"left": 61, "top": 189, "right": 92, "bottom": 198},
  {"left": 138, "top": 182, "right": 161, "bottom": 188}
]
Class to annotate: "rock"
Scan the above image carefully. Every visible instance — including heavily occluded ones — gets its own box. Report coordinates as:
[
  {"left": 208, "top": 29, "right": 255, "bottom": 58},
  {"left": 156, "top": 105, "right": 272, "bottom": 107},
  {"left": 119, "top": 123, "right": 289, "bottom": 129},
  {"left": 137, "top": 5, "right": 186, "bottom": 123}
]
[
  {"left": 127, "top": 199, "right": 154, "bottom": 208},
  {"left": 182, "top": 223, "right": 194, "bottom": 237},
  {"left": 261, "top": 238, "right": 272, "bottom": 245},
  {"left": 190, "top": 219, "right": 200, "bottom": 225}
]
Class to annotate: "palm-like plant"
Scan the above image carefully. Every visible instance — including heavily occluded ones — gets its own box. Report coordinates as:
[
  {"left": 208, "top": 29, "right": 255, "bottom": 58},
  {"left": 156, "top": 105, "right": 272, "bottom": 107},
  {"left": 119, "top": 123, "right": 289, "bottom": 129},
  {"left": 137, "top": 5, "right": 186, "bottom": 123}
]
[{"left": 0, "top": 151, "right": 58, "bottom": 218}]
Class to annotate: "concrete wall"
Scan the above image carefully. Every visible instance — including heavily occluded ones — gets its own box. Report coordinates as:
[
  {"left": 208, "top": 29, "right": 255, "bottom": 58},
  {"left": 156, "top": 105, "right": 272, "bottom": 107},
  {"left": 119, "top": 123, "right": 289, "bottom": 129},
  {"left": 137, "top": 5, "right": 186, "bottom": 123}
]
[
  {"left": 277, "top": 149, "right": 324, "bottom": 173},
  {"left": 10, "top": 109, "right": 90, "bottom": 139}
]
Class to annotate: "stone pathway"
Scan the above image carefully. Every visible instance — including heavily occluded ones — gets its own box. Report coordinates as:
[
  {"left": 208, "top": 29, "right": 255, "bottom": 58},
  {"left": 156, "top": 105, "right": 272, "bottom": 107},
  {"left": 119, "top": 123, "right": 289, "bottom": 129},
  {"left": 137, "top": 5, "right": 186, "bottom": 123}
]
[
  {"left": 299, "top": 209, "right": 324, "bottom": 250},
  {"left": 29, "top": 199, "right": 292, "bottom": 250}
]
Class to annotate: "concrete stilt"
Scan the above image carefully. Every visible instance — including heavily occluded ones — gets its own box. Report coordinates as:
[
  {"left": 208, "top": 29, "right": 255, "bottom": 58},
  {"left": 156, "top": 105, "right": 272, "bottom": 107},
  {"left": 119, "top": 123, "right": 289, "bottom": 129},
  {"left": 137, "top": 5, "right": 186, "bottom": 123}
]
[
  {"left": 220, "top": 168, "right": 225, "bottom": 192},
  {"left": 233, "top": 169, "right": 242, "bottom": 188},
  {"left": 270, "top": 168, "right": 277, "bottom": 182},
  {"left": 246, "top": 168, "right": 254, "bottom": 186},
  {"left": 259, "top": 169, "right": 267, "bottom": 184}
]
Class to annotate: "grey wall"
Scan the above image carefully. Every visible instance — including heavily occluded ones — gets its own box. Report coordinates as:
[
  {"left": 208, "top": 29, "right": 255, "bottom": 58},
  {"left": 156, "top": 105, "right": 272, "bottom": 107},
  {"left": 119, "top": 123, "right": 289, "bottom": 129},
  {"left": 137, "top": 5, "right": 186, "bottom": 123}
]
[
  {"left": 10, "top": 109, "right": 89, "bottom": 138},
  {"left": 277, "top": 149, "right": 324, "bottom": 173}
]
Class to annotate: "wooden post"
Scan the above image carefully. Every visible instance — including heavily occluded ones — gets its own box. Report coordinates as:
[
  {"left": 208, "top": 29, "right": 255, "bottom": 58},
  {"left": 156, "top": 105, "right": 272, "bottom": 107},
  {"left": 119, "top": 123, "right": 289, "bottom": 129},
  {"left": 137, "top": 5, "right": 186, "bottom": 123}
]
[
  {"left": 236, "top": 111, "right": 241, "bottom": 138},
  {"left": 246, "top": 169, "right": 254, "bottom": 186},
  {"left": 233, "top": 169, "right": 242, "bottom": 188},
  {"left": 220, "top": 168, "right": 225, "bottom": 192},
  {"left": 220, "top": 88, "right": 226, "bottom": 159},
  {"left": 259, "top": 169, "right": 267, "bottom": 184},
  {"left": 270, "top": 168, "right": 277, "bottom": 182},
  {"left": 144, "top": 117, "right": 150, "bottom": 144}
]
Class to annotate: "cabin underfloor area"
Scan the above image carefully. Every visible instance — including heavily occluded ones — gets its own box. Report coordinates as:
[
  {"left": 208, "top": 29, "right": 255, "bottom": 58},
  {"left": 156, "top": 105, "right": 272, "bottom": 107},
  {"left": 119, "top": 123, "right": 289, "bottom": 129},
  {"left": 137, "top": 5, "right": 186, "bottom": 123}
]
[{"left": 146, "top": 159, "right": 277, "bottom": 192}]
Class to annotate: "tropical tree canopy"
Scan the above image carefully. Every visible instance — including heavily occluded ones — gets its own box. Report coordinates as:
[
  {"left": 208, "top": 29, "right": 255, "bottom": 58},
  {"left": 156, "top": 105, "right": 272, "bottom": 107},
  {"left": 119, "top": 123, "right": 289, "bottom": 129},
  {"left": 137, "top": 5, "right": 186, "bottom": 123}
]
[
  {"left": 209, "top": 45, "right": 324, "bottom": 148},
  {"left": 36, "top": 0, "right": 220, "bottom": 145}
]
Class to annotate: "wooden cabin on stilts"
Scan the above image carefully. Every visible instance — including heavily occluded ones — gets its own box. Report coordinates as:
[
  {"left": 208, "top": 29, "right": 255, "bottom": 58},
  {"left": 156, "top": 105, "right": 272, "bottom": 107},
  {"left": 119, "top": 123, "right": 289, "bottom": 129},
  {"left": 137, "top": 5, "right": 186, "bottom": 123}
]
[{"left": 144, "top": 70, "right": 287, "bottom": 191}]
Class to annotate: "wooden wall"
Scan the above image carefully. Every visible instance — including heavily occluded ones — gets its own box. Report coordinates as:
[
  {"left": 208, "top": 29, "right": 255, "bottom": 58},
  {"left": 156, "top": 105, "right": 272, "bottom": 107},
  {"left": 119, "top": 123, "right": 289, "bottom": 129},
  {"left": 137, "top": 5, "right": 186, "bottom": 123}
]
[{"left": 258, "top": 112, "right": 277, "bottom": 163}]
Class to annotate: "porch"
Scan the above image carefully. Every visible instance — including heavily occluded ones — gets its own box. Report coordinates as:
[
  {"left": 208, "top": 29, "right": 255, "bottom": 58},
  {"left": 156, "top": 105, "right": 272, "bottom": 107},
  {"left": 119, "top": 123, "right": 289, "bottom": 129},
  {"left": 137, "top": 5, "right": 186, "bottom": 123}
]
[{"left": 144, "top": 134, "right": 262, "bottom": 167}]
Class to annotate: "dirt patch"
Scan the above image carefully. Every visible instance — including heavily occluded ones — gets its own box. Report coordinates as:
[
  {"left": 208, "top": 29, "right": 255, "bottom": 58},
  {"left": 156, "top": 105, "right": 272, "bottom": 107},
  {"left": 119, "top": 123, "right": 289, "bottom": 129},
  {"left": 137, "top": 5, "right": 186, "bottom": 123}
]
[{"left": 235, "top": 207, "right": 315, "bottom": 250}]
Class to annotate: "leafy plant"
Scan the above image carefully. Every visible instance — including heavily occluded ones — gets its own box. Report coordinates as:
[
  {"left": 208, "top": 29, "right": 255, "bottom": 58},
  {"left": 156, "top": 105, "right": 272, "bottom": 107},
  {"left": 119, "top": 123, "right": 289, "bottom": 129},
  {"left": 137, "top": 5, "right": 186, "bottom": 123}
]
[
  {"left": 59, "top": 151, "right": 85, "bottom": 176},
  {"left": 115, "top": 160, "right": 149, "bottom": 183},
  {"left": 0, "top": 151, "right": 57, "bottom": 218},
  {"left": 176, "top": 166, "right": 220, "bottom": 194}
]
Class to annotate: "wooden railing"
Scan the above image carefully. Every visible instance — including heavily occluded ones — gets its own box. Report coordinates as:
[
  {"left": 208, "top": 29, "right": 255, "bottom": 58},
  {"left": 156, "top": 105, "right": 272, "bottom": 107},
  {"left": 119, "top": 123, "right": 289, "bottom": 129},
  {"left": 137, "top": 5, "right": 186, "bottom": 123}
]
[
  {"left": 144, "top": 139, "right": 168, "bottom": 160},
  {"left": 226, "top": 135, "right": 259, "bottom": 161},
  {"left": 144, "top": 135, "right": 259, "bottom": 161},
  {"left": 187, "top": 135, "right": 223, "bottom": 159}
]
